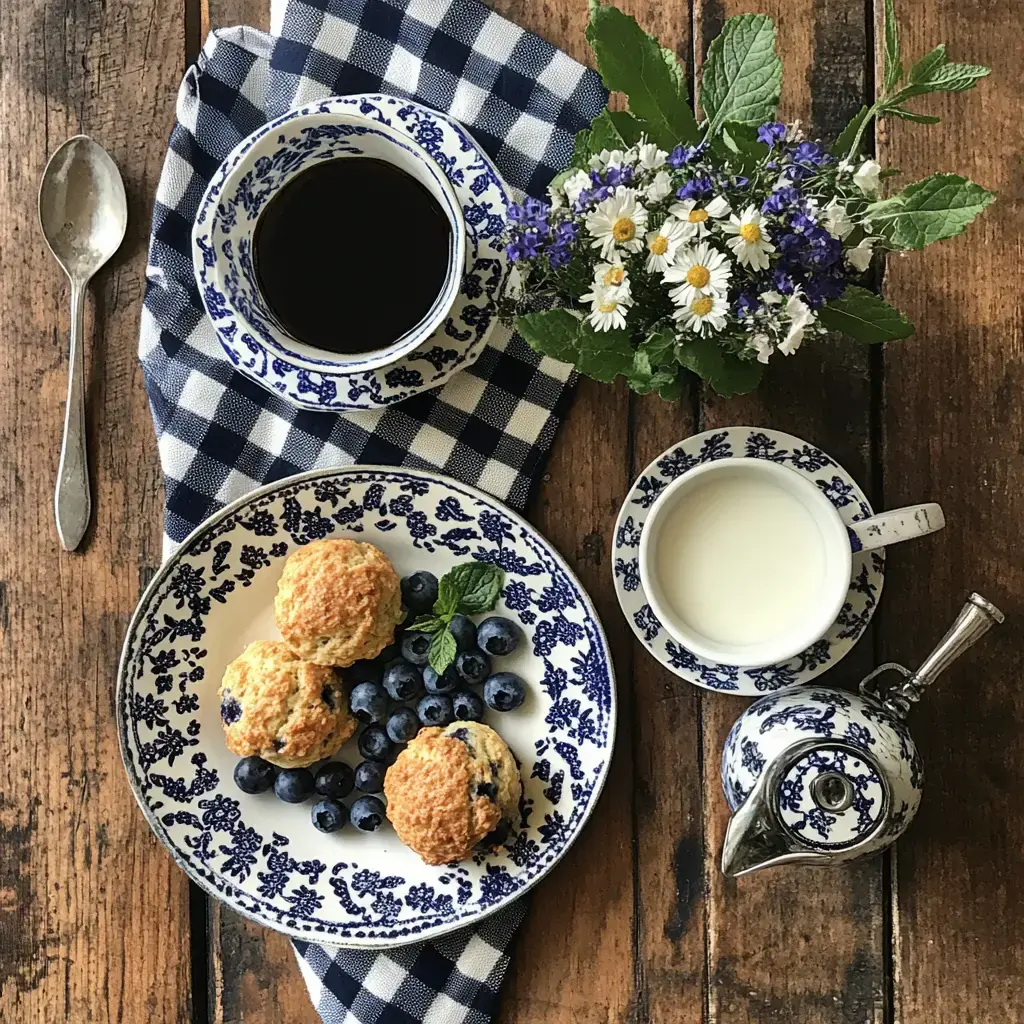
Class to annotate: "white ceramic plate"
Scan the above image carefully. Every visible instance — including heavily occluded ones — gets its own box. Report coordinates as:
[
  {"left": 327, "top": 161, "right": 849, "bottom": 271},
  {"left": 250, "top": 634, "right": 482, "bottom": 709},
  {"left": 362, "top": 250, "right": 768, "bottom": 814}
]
[
  {"left": 118, "top": 467, "right": 614, "bottom": 946},
  {"left": 613, "top": 427, "right": 884, "bottom": 695}
]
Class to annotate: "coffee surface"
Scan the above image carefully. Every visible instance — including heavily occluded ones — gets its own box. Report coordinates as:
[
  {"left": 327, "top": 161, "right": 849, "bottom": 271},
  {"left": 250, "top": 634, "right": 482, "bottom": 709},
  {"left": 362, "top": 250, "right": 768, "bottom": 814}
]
[{"left": 253, "top": 157, "right": 452, "bottom": 354}]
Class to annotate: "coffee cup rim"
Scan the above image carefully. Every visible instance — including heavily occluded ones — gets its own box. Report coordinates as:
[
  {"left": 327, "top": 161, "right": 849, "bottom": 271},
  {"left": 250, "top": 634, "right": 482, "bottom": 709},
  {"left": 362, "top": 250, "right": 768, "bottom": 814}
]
[{"left": 638, "top": 457, "right": 853, "bottom": 668}]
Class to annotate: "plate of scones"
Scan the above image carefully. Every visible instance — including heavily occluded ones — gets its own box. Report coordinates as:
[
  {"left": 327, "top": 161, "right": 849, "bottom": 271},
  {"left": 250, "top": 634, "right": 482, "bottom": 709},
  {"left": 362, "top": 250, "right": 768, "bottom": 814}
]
[{"left": 117, "top": 466, "right": 616, "bottom": 946}]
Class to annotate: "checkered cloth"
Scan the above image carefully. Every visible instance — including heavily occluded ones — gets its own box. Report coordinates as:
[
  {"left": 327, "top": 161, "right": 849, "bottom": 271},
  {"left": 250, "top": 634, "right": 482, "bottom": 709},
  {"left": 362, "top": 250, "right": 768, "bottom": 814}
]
[
  {"left": 140, "top": 0, "right": 605, "bottom": 1020},
  {"left": 141, "top": 0, "right": 606, "bottom": 552}
]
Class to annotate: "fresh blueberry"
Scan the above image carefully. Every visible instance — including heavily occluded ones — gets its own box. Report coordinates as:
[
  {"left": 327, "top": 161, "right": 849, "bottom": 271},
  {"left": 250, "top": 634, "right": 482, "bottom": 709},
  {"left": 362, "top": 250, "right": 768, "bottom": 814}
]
[
  {"left": 383, "top": 660, "right": 423, "bottom": 701},
  {"left": 354, "top": 760, "right": 386, "bottom": 794},
  {"left": 400, "top": 632, "right": 432, "bottom": 667},
  {"left": 315, "top": 761, "right": 355, "bottom": 799},
  {"left": 311, "top": 798, "right": 347, "bottom": 833},
  {"left": 220, "top": 694, "right": 242, "bottom": 725},
  {"left": 349, "top": 681, "right": 389, "bottom": 724},
  {"left": 371, "top": 642, "right": 402, "bottom": 669},
  {"left": 274, "top": 767, "right": 315, "bottom": 803},
  {"left": 386, "top": 707, "right": 421, "bottom": 743},
  {"left": 358, "top": 723, "right": 394, "bottom": 762},
  {"left": 452, "top": 689, "right": 484, "bottom": 722},
  {"left": 475, "top": 781, "right": 498, "bottom": 801},
  {"left": 476, "top": 617, "right": 521, "bottom": 657},
  {"left": 343, "top": 659, "right": 382, "bottom": 685},
  {"left": 401, "top": 571, "right": 439, "bottom": 614},
  {"left": 455, "top": 648, "right": 490, "bottom": 686},
  {"left": 233, "top": 756, "right": 276, "bottom": 794},
  {"left": 448, "top": 614, "right": 477, "bottom": 652},
  {"left": 350, "top": 795, "right": 387, "bottom": 833},
  {"left": 483, "top": 672, "right": 526, "bottom": 712},
  {"left": 423, "top": 663, "right": 460, "bottom": 695},
  {"left": 417, "top": 693, "right": 454, "bottom": 727},
  {"left": 321, "top": 681, "right": 341, "bottom": 710}
]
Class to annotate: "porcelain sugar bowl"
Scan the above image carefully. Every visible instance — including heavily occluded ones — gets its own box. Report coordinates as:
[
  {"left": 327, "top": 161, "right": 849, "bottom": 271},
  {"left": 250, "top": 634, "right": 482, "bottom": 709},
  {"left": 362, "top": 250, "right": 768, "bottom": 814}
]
[{"left": 720, "top": 594, "right": 1003, "bottom": 876}]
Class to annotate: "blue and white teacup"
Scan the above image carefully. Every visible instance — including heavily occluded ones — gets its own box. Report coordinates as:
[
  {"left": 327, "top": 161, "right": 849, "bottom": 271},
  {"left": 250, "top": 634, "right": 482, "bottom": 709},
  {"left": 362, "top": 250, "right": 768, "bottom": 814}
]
[{"left": 195, "top": 110, "right": 466, "bottom": 374}]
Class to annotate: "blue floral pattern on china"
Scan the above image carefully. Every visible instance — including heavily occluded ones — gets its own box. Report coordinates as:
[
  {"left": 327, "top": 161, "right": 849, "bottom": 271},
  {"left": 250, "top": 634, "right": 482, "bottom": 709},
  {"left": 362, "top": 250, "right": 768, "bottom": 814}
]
[
  {"left": 117, "top": 468, "right": 615, "bottom": 946},
  {"left": 193, "top": 95, "right": 511, "bottom": 412},
  {"left": 612, "top": 427, "right": 885, "bottom": 696}
]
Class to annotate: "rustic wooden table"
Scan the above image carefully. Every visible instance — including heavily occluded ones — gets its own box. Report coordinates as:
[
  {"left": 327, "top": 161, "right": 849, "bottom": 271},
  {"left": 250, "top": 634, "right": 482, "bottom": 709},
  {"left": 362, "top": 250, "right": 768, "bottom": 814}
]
[{"left": 3, "top": 0, "right": 1022, "bottom": 1020}]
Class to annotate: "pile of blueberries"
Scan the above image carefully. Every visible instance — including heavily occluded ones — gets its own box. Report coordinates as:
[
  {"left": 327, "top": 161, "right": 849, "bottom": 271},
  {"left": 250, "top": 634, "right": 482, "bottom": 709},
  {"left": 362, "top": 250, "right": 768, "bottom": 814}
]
[{"left": 231, "top": 570, "right": 527, "bottom": 836}]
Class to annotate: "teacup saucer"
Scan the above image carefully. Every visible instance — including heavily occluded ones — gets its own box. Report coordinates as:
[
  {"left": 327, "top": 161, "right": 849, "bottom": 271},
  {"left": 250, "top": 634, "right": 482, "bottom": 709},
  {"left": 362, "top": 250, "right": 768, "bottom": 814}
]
[
  {"left": 612, "top": 427, "right": 885, "bottom": 695},
  {"left": 194, "top": 94, "right": 512, "bottom": 412}
]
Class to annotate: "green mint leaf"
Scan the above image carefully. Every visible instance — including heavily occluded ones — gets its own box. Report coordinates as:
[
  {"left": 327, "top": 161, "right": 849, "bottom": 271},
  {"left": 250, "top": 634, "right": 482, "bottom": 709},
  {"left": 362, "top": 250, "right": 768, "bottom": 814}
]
[
  {"left": 700, "top": 14, "right": 782, "bottom": 132},
  {"left": 586, "top": 108, "right": 637, "bottom": 156},
  {"left": 885, "top": 107, "right": 940, "bottom": 124},
  {"left": 585, "top": 4, "right": 700, "bottom": 148},
  {"left": 817, "top": 286, "right": 915, "bottom": 343},
  {"left": 626, "top": 327, "right": 683, "bottom": 398},
  {"left": 445, "top": 561, "right": 505, "bottom": 615},
  {"left": 516, "top": 309, "right": 583, "bottom": 366},
  {"left": 639, "top": 326, "right": 678, "bottom": 366},
  {"left": 428, "top": 627, "right": 457, "bottom": 675},
  {"left": 865, "top": 172, "right": 996, "bottom": 249},
  {"left": 832, "top": 104, "right": 870, "bottom": 157},
  {"left": 895, "top": 60, "right": 990, "bottom": 100},
  {"left": 716, "top": 121, "right": 771, "bottom": 171},
  {"left": 908, "top": 44, "right": 948, "bottom": 84},
  {"left": 410, "top": 614, "right": 444, "bottom": 634},
  {"left": 434, "top": 575, "right": 461, "bottom": 618},
  {"left": 576, "top": 322, "right": 636, "bottom": 383},
  {"left": 607, "top": 109, "right": 647, "bottom": 146},
  {"left": 676, "top": 335, "right": 763, "bottom": 397},
  {"left": 883, "top": 0, "right": 903, "bottom": 91}
]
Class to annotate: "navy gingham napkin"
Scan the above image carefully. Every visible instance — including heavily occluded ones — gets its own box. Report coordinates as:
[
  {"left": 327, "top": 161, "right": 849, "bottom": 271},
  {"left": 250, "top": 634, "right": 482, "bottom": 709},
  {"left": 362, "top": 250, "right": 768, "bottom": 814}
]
[{"left": 140, "top": 0, "right": 605, "bottom": 1020}]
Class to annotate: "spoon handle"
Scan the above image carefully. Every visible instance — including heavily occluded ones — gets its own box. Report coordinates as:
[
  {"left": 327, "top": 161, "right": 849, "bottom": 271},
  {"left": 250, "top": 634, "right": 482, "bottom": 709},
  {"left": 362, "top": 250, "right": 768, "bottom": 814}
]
[{"left": 55, "top": 279, "right": 91, "bottom": 550}]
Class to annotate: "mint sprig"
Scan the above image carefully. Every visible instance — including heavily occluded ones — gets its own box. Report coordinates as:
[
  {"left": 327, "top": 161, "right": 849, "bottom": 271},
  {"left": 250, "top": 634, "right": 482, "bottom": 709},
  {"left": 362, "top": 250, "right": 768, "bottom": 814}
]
[{"left": 410, "top": 560, "right": 506, "bottom": 673}]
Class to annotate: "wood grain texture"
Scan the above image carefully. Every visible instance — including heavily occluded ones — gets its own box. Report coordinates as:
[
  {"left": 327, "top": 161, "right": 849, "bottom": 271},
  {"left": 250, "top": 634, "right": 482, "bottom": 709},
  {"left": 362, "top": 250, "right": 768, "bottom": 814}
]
[
  {"left": 0, "top": 0, "right": 189, "bottom": 1020},
  {"left": 874, "top": 0, "right": 1024, "bottom": 1020},
  {"left": 692, "top": 1, "right": 887, "bottom": 1021}
]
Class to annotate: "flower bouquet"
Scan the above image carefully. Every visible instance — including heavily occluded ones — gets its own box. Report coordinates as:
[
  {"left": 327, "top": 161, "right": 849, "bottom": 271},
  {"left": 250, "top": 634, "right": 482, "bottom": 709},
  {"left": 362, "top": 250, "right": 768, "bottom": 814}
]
[{"left": 504, "top": 0, "right": 994, "bottom": 398}]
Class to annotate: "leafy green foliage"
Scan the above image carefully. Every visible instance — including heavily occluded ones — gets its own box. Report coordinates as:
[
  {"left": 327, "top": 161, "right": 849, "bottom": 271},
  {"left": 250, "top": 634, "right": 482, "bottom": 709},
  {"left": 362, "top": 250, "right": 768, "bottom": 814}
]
[
  {"left": 517, "top": 309, "right": 583, "bottom": 364},
  {"left": 832, "top": 105, "right": 870, "bottom": 157},
  {"left": 428, "top": 629, "right": 457, "bottom": 675},
  {"left": 700, "top": 15, "right": 782, "bottom": 132},
  {"left": 818, "top": 286, "right": 914, "bottom": 343},
  {"left": 883, "top": 0, "right": 903, "bottom": 91},
  {"left": 676, "top": 336, "right": 764, "bottom": 397},
  {"left": 445, "top": 562, "right": 504, "bottom": 614}
]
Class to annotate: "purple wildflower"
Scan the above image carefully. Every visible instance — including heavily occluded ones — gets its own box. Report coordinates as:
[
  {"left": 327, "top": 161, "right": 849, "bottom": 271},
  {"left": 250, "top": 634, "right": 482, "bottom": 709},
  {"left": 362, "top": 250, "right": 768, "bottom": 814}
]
[{"left": 757, "top": 121, "right": 787, "bottom": 146}]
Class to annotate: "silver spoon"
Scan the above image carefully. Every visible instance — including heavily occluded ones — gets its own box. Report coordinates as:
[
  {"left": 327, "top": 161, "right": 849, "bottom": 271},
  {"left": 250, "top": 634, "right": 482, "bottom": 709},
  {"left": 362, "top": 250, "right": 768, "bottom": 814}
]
[{"left": 39, "top": 135, "right": 128, "bottom": 551}]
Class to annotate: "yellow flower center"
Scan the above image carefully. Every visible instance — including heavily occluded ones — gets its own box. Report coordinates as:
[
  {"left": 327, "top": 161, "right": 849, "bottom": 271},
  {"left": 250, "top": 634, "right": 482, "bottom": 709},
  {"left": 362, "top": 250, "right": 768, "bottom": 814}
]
[
  {"left": 691, "top": 296, "right": 714, "bottom": 316},
  {"left": 688, "top": 208, "right": 709, "bottom": 224},
  {"left": 686, "top": 265, "right": 711, "bottom": 289},
  {"left": 649, "top": 235, "right": 669, "bottom": 256},
  {"left": 740, "top": 222, "right": 762, "bottom": 243},
  {"left": 603, "top": 266, "right": 625, "bottom": 286},
  {"left": 598, "top": 299, "right": 619, "bottom": 313},
  {"left": 612, "top": 217, "right": 636, "bottom": 242}
]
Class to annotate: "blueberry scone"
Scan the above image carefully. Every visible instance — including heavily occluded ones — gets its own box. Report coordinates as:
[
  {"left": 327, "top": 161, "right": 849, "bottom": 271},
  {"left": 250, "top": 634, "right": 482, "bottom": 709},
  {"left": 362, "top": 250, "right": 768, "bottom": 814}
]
[
  {"left": 274, "top": 538, "right": 404, "bottom": 667},
  {"left": 219, "top": 640, "right": 356, "bottom": 768},
  {"left": 384, "top": 721, "right": 521, "bottom": 865}
]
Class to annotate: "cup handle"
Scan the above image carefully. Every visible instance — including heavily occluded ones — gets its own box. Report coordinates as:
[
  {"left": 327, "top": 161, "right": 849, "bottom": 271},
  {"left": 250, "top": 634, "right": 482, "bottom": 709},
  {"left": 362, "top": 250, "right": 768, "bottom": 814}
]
[{"left": 848, "top": 503, "right": 945, "bottom": 553}]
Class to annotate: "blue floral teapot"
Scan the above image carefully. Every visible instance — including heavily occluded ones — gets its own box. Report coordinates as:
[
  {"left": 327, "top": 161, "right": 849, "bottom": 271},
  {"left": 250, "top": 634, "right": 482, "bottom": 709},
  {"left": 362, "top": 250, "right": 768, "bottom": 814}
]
[{"left": 720, "top": 594, "right": 1003, "bottom": 876}]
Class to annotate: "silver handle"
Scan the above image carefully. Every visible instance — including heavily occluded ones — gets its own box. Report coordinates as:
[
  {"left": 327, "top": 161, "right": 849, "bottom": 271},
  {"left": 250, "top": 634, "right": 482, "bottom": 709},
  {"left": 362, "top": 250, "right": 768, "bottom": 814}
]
[{"left": 55, "top": 279, "right": 91, "bottom": 551}]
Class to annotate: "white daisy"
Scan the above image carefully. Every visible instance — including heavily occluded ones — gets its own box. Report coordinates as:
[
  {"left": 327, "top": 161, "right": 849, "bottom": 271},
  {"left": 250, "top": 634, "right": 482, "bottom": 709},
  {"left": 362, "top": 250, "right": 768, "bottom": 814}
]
[
  {"left": 669, "top": 195, "right": 731, "bottom": 240},
  {"left": 644, "top": 218, "right": 687, "bottom": 273},
  {"left": 580, "top": 284, "right": 631, "bottom": 332},
  {"left": 585, "top": 188, "right": 648, "bottom": 259},
  {"left": 778, "top": 294, "right": 815, "bottom": 356},
  {"left": 853, "top": 159, "right": 882, "bottom": 195},
  {"left": 637, "top": 141, "right": 668, "bottom": 170},
  {"left": 724, "top": 205, "right": 776, "bottom": 270},
  {"left": 845, "top": 236, "right": 880, "bottom": 272},
  {"left": 821, "top": 199, "right": 854, "bottom": 240},
  {"left": 644, "top": 169, "right": 674, "bottom": 203},
  {"left": 663, "top": 241, "right": 733, "bottom": 307},
  {"left": 591, "top": 262, "right": 632, "bottom": 301},
  {"left": 588, "top": 148, "right": 626, "bottom": 171},
  {"left": 748, "top": 332, "right": 773, "bottom": 364},
  {"left": 675, "top": 292, "right": 730, "bottom": 334},
  {"left": 562, "top": 169, "right": 593, "bottom": 208}
]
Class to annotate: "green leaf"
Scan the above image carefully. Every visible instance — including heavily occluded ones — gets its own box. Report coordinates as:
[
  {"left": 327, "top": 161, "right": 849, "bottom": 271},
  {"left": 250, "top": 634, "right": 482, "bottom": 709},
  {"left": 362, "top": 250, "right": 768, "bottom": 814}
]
[
  {"left": 410, "top": 614, "right": 444, "bottom": 634},
  {"left": 908, "top": 44, "right": 948, "bottom": 83},
  {"left": 585, "top": 4, "right": 700, "bottom": 148},
  {"left": 434, "top": 576, "right": 461, "bottom": 618},
  {"left": 717, "top": 121, "right": 770, "bottom": 170},
  {"left": 896, "top": 60, "right": 990, "bottom": 98},
  {"left": 883, "top": 0, "right": 903, "bottom": 91},
  {"left": 607, "top": 109, "right": 647, "bottom": 146},
  {"left": 576, "top": 323, "right": 636, "bottom": 383},
  {"left": 516, "top": 309, "right": 583, "bottom": 365},
  {"left": 817, "top": 286, "right": 915, "bottom": 343},
  {"left": 639, "top": 326, "right": 678, "bottom": 366},
  {"left": 700, "top": 14, "right": 782, "bottom": 132},
  {"left": 445, "top": 561, "right": 505, "bottom": 615},
  {"left": 428, "top": 627, "right": 458, "bottom": 675},
  {"left": 586, "top": 108, "right": 646, "bottom": 156},
  {"left": 886, "top": 107, "right": 940, "bottom": 124},
  {"left": 865, "top": 172, "right": 996, "bottom": 249},
  {"left": 832, "top": 104, "right": 870, "bottom": 157},
  {"left": 676, "top": 335, "right": 764, "bottom": 397}
]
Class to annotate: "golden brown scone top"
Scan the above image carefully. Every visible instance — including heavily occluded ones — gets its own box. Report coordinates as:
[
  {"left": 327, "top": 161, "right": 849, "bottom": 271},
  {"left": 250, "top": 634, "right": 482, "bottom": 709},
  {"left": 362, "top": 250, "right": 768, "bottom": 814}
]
[
  {"left": 384, "top": 722, "right": 521, "bottom": 865},
  {"left": 219, "top": 639, "right": 356, "bottom": 768},
  {"left": 274, "top": 538, "right": 403, "bottom": 667}
]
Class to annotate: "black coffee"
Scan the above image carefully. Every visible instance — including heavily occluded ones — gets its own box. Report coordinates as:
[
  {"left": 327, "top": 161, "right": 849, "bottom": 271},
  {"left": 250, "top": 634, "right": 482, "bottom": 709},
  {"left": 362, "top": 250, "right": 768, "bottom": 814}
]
[{"left": 253, "top": 157, "right": 452, "bottom": 354}]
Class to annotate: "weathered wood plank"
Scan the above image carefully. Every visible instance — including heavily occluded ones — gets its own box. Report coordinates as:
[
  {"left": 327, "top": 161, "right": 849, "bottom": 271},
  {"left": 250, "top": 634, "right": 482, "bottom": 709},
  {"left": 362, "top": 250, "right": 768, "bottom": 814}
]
[
  {"left": 874, "top": 0, "right": 1024, "bottom": 1020},
  {"left": 691, "top": 1, "right": 887, "bottom": 1021},
  {"left": 0, "top": 0, "right": 190, "bottom": 1020}
]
